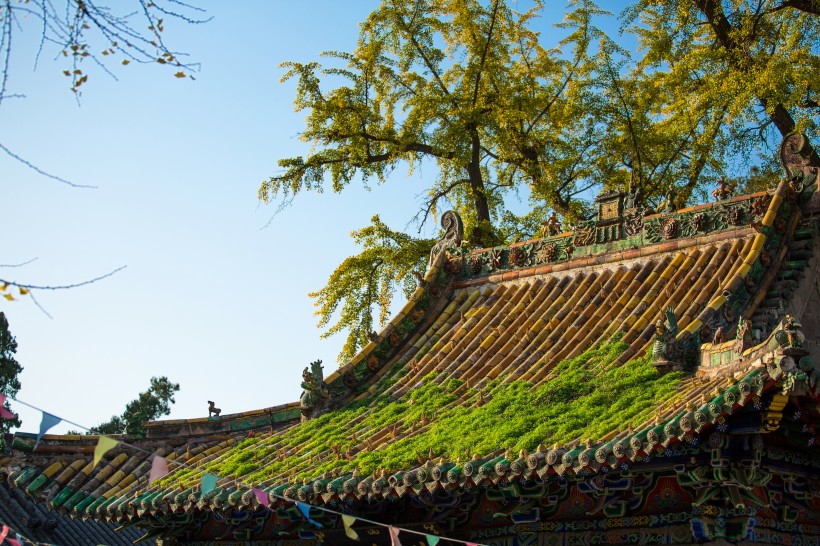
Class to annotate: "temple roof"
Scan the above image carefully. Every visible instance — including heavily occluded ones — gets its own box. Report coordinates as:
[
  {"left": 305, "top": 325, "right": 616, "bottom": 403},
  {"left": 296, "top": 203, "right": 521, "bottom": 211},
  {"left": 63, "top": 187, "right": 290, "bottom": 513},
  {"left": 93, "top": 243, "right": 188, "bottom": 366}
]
[{"left": 3, "top": 135, "right": 820, "bottom": 543}]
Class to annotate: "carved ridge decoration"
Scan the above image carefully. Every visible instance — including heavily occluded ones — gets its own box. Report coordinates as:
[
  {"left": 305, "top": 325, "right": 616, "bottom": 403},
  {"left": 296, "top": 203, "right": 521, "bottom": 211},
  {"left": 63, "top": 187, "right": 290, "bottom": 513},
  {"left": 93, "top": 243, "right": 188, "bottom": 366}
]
[
  {"left": 456, "top": 134, "right": 808, "bottom": 277},
  {"left": 780, "top": 132, "right": 819, "bottom": 182},
  {"left": 428, "top": 210, "right": 464, "bottom": 269}
]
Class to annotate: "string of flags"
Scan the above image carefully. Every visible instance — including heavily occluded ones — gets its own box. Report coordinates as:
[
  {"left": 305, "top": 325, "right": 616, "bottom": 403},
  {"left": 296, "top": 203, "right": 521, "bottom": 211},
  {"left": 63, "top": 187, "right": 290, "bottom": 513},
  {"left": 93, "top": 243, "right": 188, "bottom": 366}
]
[{"left": 1, "top": 395, "right": 486, "bottom": 546}]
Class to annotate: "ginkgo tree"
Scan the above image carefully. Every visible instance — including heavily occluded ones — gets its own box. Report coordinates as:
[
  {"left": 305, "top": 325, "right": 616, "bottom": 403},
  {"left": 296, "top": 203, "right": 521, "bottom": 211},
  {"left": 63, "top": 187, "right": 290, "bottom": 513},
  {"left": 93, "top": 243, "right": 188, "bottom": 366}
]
[
  {"left": 263, "top": 0, "right": 610, "bottom": 361},
  {"left": 623, "top": 0, "right": 820, "bottom": 192},
  {"left": 266, "top": 0, "right": 820, "bottom": 363}
]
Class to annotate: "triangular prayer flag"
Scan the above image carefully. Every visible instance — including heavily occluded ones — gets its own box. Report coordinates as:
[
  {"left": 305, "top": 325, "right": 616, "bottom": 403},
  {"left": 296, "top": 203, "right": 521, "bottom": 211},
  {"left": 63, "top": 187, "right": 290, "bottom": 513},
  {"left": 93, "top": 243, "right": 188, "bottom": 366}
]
[
  {"left": 149, "top": 456, "right": 169, "bottom": 484},
  {"left": 342, "top": 514, "right": 359, "bottom": 541},
  {"left": 0, "top": 394, "right": 15, "bottom": 420},
  {"left": 35, "top": 412, "right": 61, "bottom": 448},
  {"left": 253, "top": 488, "right": 269, "bottom": 507},
  {"left": 389, "top": 526, "right": 401, "bottom": 546},
  {"left": 92, "top": 436, "right": 119, "bottom": 469},
  {"left": 5, "top": 538, "right": 19, "bottom": 546},
  {"left": 296, "top": 501, "right": 323, "bottom": 528},
  {"left": 0, "top": 524, "right": 8, "bottom": 543},
  {"left": 201, "top": 473, "right": 218, "bottom": 495},
  {"left": 425, "top": 535, "right": 440, "bottom": 546}
]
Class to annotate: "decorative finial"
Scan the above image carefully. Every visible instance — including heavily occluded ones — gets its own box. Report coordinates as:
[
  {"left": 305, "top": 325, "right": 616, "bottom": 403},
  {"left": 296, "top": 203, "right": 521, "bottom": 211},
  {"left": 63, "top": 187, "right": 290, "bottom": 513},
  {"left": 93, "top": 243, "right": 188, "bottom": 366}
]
[
  {"left": 207, "top": 400, "right": 221, "bottom": 418},
  {"left": 428, "top": 211, "right": 464, "bottom": 268}
]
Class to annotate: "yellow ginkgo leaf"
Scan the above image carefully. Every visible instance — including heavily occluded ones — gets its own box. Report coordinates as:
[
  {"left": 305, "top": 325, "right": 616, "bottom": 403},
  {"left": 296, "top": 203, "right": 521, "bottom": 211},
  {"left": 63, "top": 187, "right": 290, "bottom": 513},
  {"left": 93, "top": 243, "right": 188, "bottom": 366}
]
[
  {"left": 174, "top": 72, "right": 186, "bottom": 78},
  {"left": 19, "top": 287, "right": 30, "bottom": 295},
  {"left": 4, "top": 293, "right": 14, "bottom": 301},
  {"left": 0, "top": 283, "right": 7, "bottom": 291},
  {"left": 122, "top": 59, "right": 130, "bottom": 65}
]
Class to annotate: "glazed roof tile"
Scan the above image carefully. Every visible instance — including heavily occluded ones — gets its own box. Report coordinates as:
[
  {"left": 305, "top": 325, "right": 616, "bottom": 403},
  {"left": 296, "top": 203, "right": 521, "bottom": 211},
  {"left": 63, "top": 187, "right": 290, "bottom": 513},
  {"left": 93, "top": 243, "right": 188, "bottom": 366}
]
[{"left": 5, "top": 173, "right": 820, "bottom": 529}]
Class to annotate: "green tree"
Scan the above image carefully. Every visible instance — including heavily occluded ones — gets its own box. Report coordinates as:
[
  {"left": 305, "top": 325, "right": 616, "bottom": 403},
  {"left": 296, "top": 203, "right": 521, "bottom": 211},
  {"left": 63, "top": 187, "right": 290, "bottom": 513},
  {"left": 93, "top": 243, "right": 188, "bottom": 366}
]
[
  {"left": 622, "top": 0, "right": 820, "bottom": 203},
  {"left": 0, "top": 311, "right": 22, "bottom": 434},
  {"left": 261, "top": 0, "right": 606, "bottom": 237},
  {"left": 264, "top": 0, "right": 608, "bottom": 359},
  {"left": 89, "top": 376, "right": 180, "bottom": 437},
  {"left": 310, "top": 215, "right": 435, "bottom": 362}
]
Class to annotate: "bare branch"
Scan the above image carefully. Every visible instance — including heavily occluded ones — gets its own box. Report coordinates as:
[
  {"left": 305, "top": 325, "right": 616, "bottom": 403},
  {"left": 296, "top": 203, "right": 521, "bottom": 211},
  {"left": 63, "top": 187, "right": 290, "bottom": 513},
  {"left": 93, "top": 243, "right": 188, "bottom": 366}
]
[
  {"left": 1, "top": 265, "right": 126, "bottom": 291},
  {"left": 0, "top": 142, "right": 96, "bottom": 188},
  {"left": 0, "top": 257, "right": 38, "bottom": 268}
]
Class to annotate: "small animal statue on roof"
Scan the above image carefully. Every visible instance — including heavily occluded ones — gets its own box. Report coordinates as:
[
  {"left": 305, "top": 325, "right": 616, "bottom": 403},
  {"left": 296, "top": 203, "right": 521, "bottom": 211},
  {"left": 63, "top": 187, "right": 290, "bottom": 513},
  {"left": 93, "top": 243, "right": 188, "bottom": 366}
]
[
  {"left": 623, "top": 172, "right": 644, "bottom": 210},
  {"left": 712, "top": 176, "right": 737, "bottom": 201},
  {"left": 735, "top": 318, "right": 753, "bottom": 352},
  {"left": 208, "top": 400, "right": 221, "bottom": 418},
  {"left": 775, "top": 314, "right": 805, "bottom": 350},
  {"left": 652, "top": 307, "right": 681, "bottom": 372},
  {"left": 541, "top": 211, "right": 562, "bottom": 237},
  {"left": 300, "top": 359, "right": 331, "bottom": 421},
  {"left": 663, "top": 186, "right": 678, "bottom": 213}
]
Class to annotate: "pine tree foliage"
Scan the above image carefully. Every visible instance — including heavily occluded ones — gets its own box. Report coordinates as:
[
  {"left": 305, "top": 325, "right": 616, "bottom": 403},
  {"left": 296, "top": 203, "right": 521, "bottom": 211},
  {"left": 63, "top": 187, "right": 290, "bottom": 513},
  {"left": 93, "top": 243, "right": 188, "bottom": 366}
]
[
  {"left": 90, "top": 376, "right": 179, "bottom": 438},
  {"left": 0, "top": 312, "right": 22, "bottom": 434},
  {"left": 310, "top": 215, "right": 434, "bottom": 363}
]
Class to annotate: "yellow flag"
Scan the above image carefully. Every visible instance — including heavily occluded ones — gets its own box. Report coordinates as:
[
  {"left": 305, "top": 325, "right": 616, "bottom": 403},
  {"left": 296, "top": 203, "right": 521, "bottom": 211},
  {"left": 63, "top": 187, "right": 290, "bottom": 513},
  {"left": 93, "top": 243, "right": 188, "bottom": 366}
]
[
  {"left": 342, "top": 515, "right": 359, "bottom": 541},
  {"left": 93, "top": 436, "right": 119, "bottom": 469}
]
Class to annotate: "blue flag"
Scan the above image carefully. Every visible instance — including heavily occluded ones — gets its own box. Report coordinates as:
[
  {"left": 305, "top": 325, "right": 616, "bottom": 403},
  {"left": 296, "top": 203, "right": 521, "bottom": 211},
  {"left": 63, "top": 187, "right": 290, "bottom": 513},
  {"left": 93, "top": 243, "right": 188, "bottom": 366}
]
[
  {"left": 201, "top": 473, "right": 218, "bottom": 496},
  {"left": 35, "top": 412, "right": 62, "bottom": 449},
  {"left": 296, "top": 501, "right": 324, "bottom": 528}
]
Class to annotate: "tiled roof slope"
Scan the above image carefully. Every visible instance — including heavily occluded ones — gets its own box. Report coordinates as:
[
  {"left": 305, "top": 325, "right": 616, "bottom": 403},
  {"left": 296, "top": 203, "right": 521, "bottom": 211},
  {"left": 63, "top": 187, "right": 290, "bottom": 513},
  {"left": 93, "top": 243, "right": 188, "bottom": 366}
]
[
  {"left": 0, "top": 479, "right": 142, "bottom": 546},
  {"left": 3, "top": 145, "right": 820, "bottom": 541}
]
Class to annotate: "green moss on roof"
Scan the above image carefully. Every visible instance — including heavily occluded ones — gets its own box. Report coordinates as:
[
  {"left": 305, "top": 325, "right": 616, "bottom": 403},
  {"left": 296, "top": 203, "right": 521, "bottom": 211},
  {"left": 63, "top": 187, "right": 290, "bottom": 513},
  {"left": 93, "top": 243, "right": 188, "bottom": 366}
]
[{"left": 162, "top": 335, "right": 683, "bottom": 489}]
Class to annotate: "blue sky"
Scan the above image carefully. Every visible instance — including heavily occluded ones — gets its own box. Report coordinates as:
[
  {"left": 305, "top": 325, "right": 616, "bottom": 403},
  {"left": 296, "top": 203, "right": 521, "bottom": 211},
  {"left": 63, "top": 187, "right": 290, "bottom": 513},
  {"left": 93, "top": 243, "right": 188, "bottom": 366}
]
[{"left": 1, "top": 1, "right": 620, "bottom": 433}]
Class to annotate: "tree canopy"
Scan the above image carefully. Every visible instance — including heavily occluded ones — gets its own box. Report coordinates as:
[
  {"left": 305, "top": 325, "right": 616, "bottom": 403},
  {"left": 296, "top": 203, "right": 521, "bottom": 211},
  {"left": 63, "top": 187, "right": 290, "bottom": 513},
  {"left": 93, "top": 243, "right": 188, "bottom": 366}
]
[
  {"left": 265, "top": 0, "right": 820, "bottom": 363},
  {"left": 0, "top": 311, "right": 22, "bottom": 435},
  {"left": 88, "top": 376, "right": 180, "bottom": 437}
]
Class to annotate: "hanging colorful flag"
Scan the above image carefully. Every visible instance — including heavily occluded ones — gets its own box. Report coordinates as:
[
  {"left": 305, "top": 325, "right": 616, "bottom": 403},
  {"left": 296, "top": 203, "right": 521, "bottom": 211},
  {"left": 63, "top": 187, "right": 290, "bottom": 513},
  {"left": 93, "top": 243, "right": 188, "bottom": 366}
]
[
  {"left": 92, "top": 435, "right": 119, "bottom": 469},
  {"left": 389, "top": 526, "right": 402, "bottom": 546},
  {"left": 0, "top": 524, "right": 8, "bottom": 543},
  {"left": 5, "top": 538, "right": 19, "bottom": 546},
  {"left": 296, "top": 501, "right": 324, "bottom": 528},
  {"left": 0, "top": 393, "right": 15, "bottom": 420},
  {"left": 149, "top": 456, "right": 169, "bottom": 484},
  {"left": 341, "top": 514, "right": 359, "bottom": 541},
  {"left": 201, "top": 473, "right": 218, "bottom": 495},
  {"left": 35, "top": 412, "right": 62, "bottom": 448},
  {"left": 252, "top": 488, "right": 269, "bottom": 507},
  {"left": 425, "top": 535, "right": 440, "bottom": 546}
]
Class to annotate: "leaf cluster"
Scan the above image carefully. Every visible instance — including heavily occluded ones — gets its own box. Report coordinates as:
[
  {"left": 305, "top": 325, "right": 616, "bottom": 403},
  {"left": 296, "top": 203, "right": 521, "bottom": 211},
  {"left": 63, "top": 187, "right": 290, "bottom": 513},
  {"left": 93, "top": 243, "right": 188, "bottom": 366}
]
[
  {"left": 0, "top": 0, "right": 209, "bottom": 104},
  {"left": 309, "top": 215, "right": 434, "bottom": 363},
  {"left": 0, "top": 312, "right": 23, "bottom": 434},
  {"left": 89, "top": 376, "right": 180, "bottom": 437}
]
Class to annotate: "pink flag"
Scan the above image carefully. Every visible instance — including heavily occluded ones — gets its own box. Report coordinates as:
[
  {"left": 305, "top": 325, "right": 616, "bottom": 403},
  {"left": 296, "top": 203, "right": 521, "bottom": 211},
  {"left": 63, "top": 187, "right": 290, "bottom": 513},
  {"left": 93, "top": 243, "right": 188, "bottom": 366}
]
[
  {"left": 0, "top": 524, "right": 8, "bottom": 543},
  {"left": 0, "top": 393, "right": 15, "bottom": 420},
  {"left": 149, "top": 456, "right": 169, "bottom": 484},
  {"left": 253, "top": 488, "right": 269, "bottom": 507},
  {"left": 389, "top": 526, "right": 401, "bottom": 546},
  {"left": 5, "top": 539, "right": 19, "bottom": 546}
]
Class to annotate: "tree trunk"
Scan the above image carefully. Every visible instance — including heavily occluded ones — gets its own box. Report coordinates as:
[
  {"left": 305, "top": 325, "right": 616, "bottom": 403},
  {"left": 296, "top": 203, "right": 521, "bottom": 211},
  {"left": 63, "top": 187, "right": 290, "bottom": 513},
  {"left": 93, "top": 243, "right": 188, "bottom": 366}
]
[
  {"left": 694, "top": 1, "right": 799, "bottom": 139},
  {"left": 467, "top": 126, "right": 493, "bottom": 246}
]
